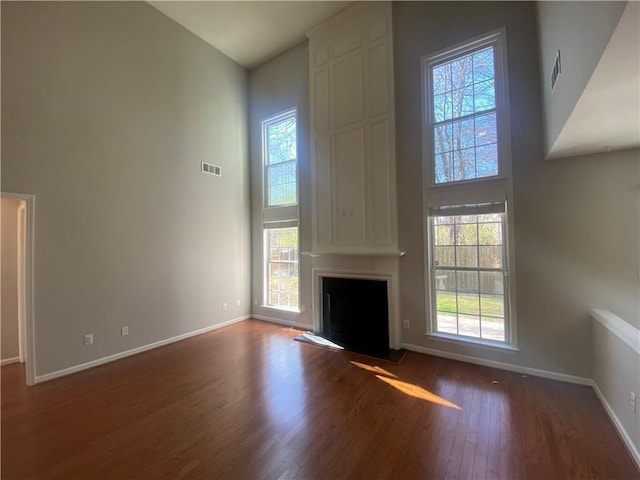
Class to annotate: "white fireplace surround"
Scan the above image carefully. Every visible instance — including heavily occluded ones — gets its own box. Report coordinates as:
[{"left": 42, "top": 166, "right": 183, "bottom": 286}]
[{"left": 312, "top": 262, "right": 401, "bottom": 350}]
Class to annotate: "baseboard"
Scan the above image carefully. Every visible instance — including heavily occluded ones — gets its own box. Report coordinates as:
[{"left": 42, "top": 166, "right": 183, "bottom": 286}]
[
  {"left": 1, "top": 357, "right": 20, "bottom": 366},
  {"left": 35, "top": 315, "right": 250, "bottom": 384},
  {"left": 401, "top": 342, "right": 592, "bottom": 386},
  {"left": 592, "top": 381, "right": 640, "bottom": 468},
  {"left": 252, "top": 314, "right": 312, "bottom": 331}
]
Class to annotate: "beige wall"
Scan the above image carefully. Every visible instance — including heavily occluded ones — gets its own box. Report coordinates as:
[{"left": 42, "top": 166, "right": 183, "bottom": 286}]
[
  {"left": 593, "top": 314, "right": 640, "bottom": 460},
  {"left": 248, "top": 42, "right": 312, "bottom": 328},
  {"left": 1, "top": 198, "right": 22, "bottom": 361},
  {"left": 393, "top": 1, "right": 639, "bottom": 378},
  {"left": 1, "top": 2, "right": 250, "bottom": 377}
]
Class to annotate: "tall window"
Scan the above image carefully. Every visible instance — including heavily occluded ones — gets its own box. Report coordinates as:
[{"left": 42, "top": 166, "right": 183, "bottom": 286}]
[
  {"left": 423, "top": 30, "right": 515, "bottom": 348},
  {"left": 430, "top": 204, "right": 508, "bottom": 343},
  {"left": 426, "top": 32, "right": 505, "bottom": 185},
  {"left": 262, "top": 109, "right": 299, "bottom": 311},
  {"left": 264, "top": 111, "right": 297, "bottom": 206}
]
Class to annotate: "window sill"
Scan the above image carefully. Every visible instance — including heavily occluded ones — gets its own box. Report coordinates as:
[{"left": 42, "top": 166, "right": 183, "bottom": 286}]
[
  {"left": 425, "top": 332, "right": 518, "bottom": 353},
  {"left": 259, "top": 305, "right": 301, "bottom": 314}
]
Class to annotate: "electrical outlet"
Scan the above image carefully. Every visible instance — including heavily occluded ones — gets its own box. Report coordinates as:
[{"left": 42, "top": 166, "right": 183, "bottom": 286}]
[
  {"left": 236, "top": 300, "right": 241, "bottom": 308},
  {"left": 631, "top": 392, "right": 637, "bottom": 413},
  {"left": 403, "top": 319, "right": 410, "bottom": 329},
  {"left": 223, "top": 303, "right": 228, "bottom": 311},
  {"left": 254, "top": 298, "right": 258, "bottom": 306},
  {"left": 84, "top": 334, "right": 94, "bottom": 346},
  {"left": 121, "top": 326, "right": 129, "bottom": 336}
]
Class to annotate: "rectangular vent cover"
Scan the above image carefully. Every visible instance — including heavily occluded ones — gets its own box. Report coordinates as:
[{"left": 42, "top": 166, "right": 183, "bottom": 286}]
[
  {"left": 550, "top": 49, "right": 561, "bottom": 92},
  {"left": 201, "top": 162, "right": 221, "bottom": 176}
]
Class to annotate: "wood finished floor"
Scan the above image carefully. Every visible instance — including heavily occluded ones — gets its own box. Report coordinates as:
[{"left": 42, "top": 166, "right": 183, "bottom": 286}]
[{"left": 1, "top": 320, "right": 638, "bottom": 479}]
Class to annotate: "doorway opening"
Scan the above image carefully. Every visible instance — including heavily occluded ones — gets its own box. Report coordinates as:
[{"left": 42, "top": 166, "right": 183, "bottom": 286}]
[{"left": 1, "top": 192, "right": 36, "bottom": 385}]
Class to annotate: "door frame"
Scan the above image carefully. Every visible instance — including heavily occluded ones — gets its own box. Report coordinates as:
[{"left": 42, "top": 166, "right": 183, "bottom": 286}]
[{"left": 2, "top": 192, "right": 36, "bottom": 385}]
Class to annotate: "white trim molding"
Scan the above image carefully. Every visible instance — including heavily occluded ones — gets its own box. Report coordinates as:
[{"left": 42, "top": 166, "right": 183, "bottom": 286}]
[
  {"left": 401, "top": 342, "right": 592, "bottom": 385},
  {"left": 591, "top": 308, "right": 640, "bottom": 355},
  {"left": 252, "top": 314, "right": 311, "bottom": 331},
  {"left": 592, "top": 382, "right": 640, "bottom": 468},
  {"left": 35, "top": 316, "right": 250, "bottom": 384},
  {"left": 1, "top": 357, "right": 21, "bottom": 366},
  {"left": 1, "top": 192, "right": 36, "bottom": 386}
]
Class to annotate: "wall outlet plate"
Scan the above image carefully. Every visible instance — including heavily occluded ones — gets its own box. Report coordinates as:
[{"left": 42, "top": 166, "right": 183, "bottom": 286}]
[
  {"left": 121, "top": 326, "right": 129, "bottom": 336},
  {"left": 84, "top": 334, "right": 94, "bottom": 346}
]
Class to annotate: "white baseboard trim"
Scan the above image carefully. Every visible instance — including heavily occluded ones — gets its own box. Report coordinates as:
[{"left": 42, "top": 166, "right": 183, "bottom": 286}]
[
  {"left": 252, "top": 314, "right": 312, "bottom": 331},
  {"left": 35, "top": 315, "right": 250, "bottom": 384},
  {"left": 401, "top": 342, "right": 592, "bottom": 386},
  {"left": 592, "top": 381, "right": 640, "bottom": 468},
  {"left": 1, "top": 356, "right": 20, "bottom": 366}
]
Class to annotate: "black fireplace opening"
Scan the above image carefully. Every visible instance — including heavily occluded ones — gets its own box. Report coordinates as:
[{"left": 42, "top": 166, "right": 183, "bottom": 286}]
[{"left": 321, "top": 276, "right": 389, "bottom": 356}]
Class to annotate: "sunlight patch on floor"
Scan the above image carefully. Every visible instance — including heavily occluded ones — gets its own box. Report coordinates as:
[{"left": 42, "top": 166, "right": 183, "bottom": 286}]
[
  {"left": 350, "top": 361, "right": 397, "bottom": 378},
  {"left": 376, "top": 375, "right": 462, "bottom": 409}
]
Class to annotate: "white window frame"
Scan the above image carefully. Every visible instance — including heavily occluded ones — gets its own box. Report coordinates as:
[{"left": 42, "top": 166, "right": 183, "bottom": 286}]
[
  {"left": 262, "top": 108, "right": 299, "bottom": 215},
  {"left": 422, "top": 28, "right": 511, "bottom": 189},
  {"left": 421, "top": 29, "right": 517, "bottom": 350},
  {"left": 261, "top": 108, "right": 300, "bottom": 312}
]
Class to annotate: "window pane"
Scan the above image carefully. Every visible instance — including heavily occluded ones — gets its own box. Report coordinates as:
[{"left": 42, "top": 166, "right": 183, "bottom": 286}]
[
  {"left": 480, "top": 271, "right": 503, "bottom": 294},
  {"left": 434, "top": 224, "right": 454, "bottom": 245},
  {"left": 479, "top": 246, "right": 503, "bottom": 268},
  {"left": 473, "top": 80, "right": 495, "bottom": 112},
  {"left": 436, "top": 290, "right": 457, "bottom": 313},
  {"left": 475, "top": 113, "right": 497, "bottom": 146},
  {"left": 267, "top": 161, "right": 296, "bottom": 206},
  {"left": 432, "top": 63, "right": 452, "bottom": 95},
  {"left": 430, "top": 44, "right": 499, "bottom": 184},
  {"left": 459, "top": 314, "right": 480, "bottom": 337},
  {"left": 456, "top": 270, "right": 478, "bottom": 293},
  {"left": 456, "top": 223, "right": 477, "bottom": 245},
  {"left": 478, "top": 222, "right": 502, "bottom": 245},
  {"left": 456, "top": 246, "right": 478, "bottom": 267},
  {"left": 453, "top": 148, "right": 475, "bottom": 181},
  {"left": 433, "top": 93, "right": 453, "bottom": 122},
  {"left": 267, "top": 117, "right": 296, "bottom": 165},
  {"left": 481, "top": 316, "right": 505, "bottom": 341},
  {"left": 480, "top": 294, "right": 504, "bottom": 318},
  {"left": 457, "top": 292, "right": 479, "bottom": 315},
  {"left": 430, "top": 211, "right": 508, "bottom": 343},
  {"left": 476, "top": 144, "right": 498, "bottom": 178},
  {"left": 434, "top": 123, "right": 453, "bottom": 153},
  {"left": 436, "top": 311, "right": 457, "bottom": 334},
  {"left": 435, "top": 269, "right": 456, "bottom": 291},
  {"left": 434, "top": 246, "right": 455, "bottom": 267},
  {"left": 451, "top": 56, "right": 474, "bottom": 89},
  {"left": 451, "top": 118, "right": 475, "bottom": 151},
  {"left": 473, "top": 47, "right": 494, "bottom": 82},
  {"left": 266, "top": 227, "right": 299, "bottom": 310},
  {"left": 434, "top": 152, "right": 453, "bottom": 184},
  {"left": 265, "top": 113, "right": 297, "bottom": 206},
  {"left": 452, "top": 87, "right": 475, "bottom": 118}
]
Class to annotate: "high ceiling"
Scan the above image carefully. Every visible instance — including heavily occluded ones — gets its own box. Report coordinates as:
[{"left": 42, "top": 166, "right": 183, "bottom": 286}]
[{"left": 148, "top": 1, "right": 354, "bottom": 69}]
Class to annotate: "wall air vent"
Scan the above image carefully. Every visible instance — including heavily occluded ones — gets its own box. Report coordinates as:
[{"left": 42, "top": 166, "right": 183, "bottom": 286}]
[
  {"left": 201, "top": 162, "right": 222, "bottom": 176},
  {"left": 550, "top": 49, "right": 561, "bottom": 93}
]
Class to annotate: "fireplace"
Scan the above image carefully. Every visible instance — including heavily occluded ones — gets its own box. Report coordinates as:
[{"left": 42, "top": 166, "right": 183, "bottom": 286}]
[{"left": 321, "top": 276, "right": 390, "bottom": 356}]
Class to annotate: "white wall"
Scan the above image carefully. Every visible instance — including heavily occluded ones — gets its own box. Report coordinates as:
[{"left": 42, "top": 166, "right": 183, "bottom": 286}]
[
  {"left": 536, "top": 1, "right": 627, "bottom": 157},
  {"left": 1, "top": 2, "right": 251, "bottom": 377},
  {"left": 1, "top": 198, "right": 22, "bottom": 361}
]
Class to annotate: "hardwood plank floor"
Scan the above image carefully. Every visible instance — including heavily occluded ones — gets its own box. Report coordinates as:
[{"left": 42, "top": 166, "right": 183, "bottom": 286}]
[{"left": 1, "top": 319, "right": 638, "bottom": 479}]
